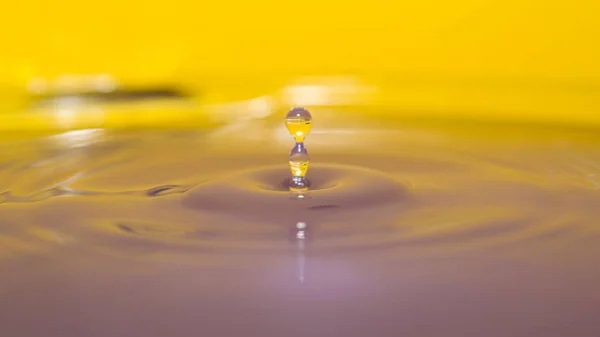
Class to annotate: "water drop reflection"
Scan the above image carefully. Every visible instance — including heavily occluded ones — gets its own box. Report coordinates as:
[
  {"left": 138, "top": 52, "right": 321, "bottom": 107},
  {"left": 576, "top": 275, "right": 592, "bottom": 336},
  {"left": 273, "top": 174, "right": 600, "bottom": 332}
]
[
  {"left": 289, "top": 189, "right": 311, "bottom": 200},
  {"left": 295, "top": 222, "right": 308, "bottom": 283}
]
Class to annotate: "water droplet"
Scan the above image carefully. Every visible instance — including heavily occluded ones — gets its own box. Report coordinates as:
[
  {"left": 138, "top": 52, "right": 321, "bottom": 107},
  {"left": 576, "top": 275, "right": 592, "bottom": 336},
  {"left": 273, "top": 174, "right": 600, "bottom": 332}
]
[
  {"left": 288, "top": 142, "right": 310, "bottom": 191},
  {"left": 285, "top": 107, "right": 312, "bottom": 143},
  {"left": 286, "top": 107, "right": 312, "bottom": 191}
]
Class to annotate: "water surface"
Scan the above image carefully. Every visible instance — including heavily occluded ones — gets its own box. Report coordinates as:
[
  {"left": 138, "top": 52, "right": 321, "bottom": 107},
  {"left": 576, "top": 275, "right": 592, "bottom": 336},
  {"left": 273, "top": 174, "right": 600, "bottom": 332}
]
[{"left": 1, "top": 117, "right": 599, "bottom": 337}]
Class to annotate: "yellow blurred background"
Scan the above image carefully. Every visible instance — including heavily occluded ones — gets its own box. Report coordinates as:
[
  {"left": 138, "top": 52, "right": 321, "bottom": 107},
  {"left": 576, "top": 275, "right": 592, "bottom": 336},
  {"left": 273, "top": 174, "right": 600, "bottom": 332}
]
[{"left": 1, "top": 0, "right": 599, "bottom": 129}]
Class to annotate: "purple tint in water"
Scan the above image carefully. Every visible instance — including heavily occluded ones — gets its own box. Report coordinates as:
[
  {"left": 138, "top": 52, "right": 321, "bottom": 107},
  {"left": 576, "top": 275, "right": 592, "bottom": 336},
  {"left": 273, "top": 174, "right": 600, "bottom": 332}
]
[{"left": 1, "top": 124, "right": 600, "bottom": 337}]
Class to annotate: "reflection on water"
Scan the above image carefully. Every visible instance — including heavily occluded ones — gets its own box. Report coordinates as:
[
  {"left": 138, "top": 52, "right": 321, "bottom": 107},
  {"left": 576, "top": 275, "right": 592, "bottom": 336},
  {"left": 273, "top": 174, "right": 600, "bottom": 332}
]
[
  {"left": 1, "top": 119, "right": 600, "bottom": 337},
  {"left": 295, "top": 222, "right": 307, "bottom": 283}
]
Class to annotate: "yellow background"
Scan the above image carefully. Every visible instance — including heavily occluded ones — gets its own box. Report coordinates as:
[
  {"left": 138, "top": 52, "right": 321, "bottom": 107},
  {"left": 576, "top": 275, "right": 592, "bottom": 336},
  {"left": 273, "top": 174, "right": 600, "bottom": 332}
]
[{"left": 1, "top": 0, "right": 599, "bottom": 127}]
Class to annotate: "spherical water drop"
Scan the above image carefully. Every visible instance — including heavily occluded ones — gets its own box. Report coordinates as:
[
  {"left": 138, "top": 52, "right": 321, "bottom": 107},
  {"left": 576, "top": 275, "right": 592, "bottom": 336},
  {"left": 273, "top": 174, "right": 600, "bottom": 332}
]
[{"left": 285, "top": 107, "right": 312, "bottom": 143}]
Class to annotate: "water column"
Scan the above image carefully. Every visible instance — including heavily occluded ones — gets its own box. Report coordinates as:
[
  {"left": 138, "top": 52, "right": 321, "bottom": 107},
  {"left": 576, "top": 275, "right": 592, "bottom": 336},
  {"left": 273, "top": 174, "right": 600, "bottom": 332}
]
[{"left": 285, "top": 107, "right": 312, "bottom": 191}]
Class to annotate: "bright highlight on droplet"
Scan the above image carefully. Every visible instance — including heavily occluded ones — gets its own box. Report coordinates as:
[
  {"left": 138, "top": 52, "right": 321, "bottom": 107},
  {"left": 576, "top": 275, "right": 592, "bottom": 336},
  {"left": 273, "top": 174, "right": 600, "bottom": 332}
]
[{"left": 285, "top": 107, "right": 312, "bottom": 143}]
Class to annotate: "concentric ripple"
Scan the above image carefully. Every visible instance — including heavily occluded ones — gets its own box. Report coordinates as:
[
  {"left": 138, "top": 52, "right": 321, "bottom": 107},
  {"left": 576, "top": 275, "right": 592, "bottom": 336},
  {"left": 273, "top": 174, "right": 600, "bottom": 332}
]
[
  {"left": 50, "top": 161, "right": 591, "bottom": 259},
  {"left": 2, "top": 127, "right": 600, "bottom": 261},
  {"left": 182, "top": 164, "right": 410, "bottom": 224}
]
